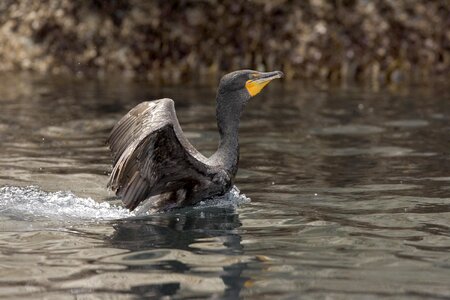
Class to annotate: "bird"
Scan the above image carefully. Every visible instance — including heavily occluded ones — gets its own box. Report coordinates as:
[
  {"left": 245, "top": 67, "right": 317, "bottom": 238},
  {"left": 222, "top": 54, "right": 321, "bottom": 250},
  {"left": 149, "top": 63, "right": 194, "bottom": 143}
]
[{"left": 107, "top": 70, "right": 283, "bottom": 212}]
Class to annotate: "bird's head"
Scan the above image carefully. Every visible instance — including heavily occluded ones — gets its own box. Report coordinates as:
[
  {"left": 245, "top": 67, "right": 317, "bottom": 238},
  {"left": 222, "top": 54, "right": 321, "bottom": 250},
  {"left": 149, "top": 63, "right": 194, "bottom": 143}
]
[{"left": 217, "top": 70, "right": 284, "bottom": 104}]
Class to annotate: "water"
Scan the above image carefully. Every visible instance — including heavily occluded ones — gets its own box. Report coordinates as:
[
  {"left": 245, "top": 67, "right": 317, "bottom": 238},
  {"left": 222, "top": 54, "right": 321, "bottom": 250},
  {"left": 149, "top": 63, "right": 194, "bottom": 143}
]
[{"left": 0, "top": 73, "right": 449, "bottom": 299}]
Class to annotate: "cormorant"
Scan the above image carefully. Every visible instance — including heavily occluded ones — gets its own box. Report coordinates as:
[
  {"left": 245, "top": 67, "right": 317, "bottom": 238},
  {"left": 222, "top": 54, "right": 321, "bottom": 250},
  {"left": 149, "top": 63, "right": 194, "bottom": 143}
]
[{"left": 107, "top": 70, "right": 283, "bottom": 211}]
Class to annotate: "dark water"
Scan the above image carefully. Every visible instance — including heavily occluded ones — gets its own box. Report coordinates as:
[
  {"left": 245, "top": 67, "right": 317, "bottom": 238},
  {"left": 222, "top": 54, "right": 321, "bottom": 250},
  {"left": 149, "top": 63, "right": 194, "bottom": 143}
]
[{"left": 0, "top": 74, "right": 449, "bottom": 299}]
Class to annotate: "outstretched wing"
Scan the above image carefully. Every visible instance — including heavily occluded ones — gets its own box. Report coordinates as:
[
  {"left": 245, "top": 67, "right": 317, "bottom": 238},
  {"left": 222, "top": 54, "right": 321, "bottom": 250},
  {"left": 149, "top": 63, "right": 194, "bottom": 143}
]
[{"left": 107, "top": 99, "right": 213, "bottom": 210}]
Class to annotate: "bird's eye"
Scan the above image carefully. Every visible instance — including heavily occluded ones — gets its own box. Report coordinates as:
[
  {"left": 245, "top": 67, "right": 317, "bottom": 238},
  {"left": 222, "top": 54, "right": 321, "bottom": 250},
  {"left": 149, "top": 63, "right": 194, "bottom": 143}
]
[{"left": 250, "top": 73, "right": 259, "bottom": 79}]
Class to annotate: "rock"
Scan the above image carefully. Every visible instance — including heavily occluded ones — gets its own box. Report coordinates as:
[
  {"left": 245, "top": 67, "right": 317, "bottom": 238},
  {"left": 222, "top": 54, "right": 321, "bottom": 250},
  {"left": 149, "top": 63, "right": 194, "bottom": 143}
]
[{"left": 0, "top": 0, "right": 447, "bottom": 83}]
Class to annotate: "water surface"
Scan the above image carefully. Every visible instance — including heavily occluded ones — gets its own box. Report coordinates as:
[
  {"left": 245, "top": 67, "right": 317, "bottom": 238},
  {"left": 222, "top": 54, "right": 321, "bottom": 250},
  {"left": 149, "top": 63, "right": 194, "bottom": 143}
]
[{"left": 0, "top": 74, "right": 449, "bottom": 299}]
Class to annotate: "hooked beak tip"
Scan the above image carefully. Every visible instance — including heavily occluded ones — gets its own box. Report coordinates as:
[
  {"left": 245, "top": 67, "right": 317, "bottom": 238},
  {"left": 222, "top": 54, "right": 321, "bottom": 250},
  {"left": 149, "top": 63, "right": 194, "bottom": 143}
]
[{"left": 258, "top": 70, "right": 284, "bottom": 81}]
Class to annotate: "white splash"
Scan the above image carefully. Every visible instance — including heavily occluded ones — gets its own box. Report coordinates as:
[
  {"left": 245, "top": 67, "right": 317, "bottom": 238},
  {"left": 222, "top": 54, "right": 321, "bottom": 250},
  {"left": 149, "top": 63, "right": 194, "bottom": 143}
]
[
  {"left": 0, "top": 186, "right": 134, "bottom": 221},
  {"left": 195, "top": 186, "right": 251, "bottom": 209},
  {"left": 135, "top": 186, "right": 250, "bottom": 215},
  {"left": 0, "top": 185, "right": 250, "bottom": 221}
]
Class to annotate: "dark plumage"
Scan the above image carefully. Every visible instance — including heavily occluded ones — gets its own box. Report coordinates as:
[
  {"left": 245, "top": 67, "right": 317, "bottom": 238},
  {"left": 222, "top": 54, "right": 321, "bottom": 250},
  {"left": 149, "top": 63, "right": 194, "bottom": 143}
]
[{"left": 107, "top": 70, "right": 283, "bottom": 212}]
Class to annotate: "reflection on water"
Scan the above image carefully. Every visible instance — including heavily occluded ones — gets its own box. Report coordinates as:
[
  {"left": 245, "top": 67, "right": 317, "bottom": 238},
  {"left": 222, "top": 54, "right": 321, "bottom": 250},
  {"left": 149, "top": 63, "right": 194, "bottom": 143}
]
[
  {"left": 105, "top": 208, "right": 248, "bottom": 298},
  {"left": 0, "top": 73, "right": 449, "bottom": 298}
]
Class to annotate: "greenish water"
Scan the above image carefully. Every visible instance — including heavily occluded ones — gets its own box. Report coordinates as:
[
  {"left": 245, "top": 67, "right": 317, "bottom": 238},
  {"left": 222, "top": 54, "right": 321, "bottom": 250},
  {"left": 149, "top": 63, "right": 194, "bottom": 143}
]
[{"left": 0, "top": 74, "right": 449, "bottom": 299}]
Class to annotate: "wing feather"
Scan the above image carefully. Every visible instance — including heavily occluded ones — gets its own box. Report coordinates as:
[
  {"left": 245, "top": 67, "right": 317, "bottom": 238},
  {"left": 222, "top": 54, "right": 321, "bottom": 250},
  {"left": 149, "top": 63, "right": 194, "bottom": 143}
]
[{"left": 107, "top": 99, "right": 214, "bottom": 210}]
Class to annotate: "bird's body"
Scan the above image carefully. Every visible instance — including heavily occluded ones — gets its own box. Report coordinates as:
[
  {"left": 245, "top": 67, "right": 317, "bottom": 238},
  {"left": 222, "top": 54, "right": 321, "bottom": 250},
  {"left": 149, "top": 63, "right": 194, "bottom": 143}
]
[{"left": 107, "top": 70, "right": 283, "bottom": 212}]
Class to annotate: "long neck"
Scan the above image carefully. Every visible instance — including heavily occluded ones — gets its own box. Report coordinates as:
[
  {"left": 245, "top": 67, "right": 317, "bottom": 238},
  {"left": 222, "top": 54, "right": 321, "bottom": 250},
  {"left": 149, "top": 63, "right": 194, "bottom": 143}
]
[{"left": 212, "top": 92, "right": 242, "bottom": 175}]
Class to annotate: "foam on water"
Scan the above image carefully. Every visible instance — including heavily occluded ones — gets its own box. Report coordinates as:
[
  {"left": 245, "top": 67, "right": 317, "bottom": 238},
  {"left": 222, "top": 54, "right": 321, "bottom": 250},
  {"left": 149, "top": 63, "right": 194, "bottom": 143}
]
[
  {"left": 195, "top": 186, "right": 251, "bottom": 209},
  {"left": 0, "top": 186, "right": 134, "bottom": 221},
  {"left": 0, "top": 185, "right": 250, "bottom": 221},
  {"left": 133, "top": 186, "right": 251, "bottom": 216}
]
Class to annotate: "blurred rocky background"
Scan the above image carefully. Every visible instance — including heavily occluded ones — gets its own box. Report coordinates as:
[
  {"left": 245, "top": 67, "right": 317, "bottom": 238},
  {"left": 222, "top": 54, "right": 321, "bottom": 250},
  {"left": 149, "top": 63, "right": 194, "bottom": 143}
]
[{"left": 0, "top": 0, "right": 448, "bottom": 83}]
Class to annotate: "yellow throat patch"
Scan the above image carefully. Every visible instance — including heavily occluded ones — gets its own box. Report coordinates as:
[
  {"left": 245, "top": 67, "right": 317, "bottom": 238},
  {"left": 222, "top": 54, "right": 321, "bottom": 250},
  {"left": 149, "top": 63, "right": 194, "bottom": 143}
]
[{"left": 245, "top": 79, "right": 271, "bottom": 97}]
